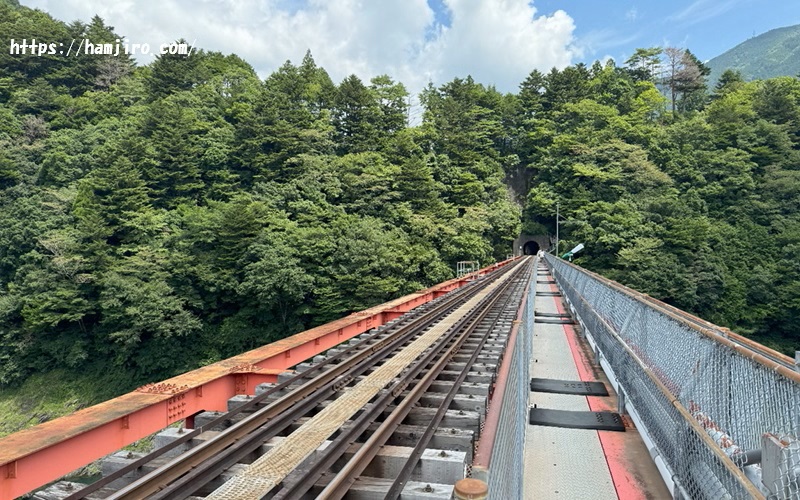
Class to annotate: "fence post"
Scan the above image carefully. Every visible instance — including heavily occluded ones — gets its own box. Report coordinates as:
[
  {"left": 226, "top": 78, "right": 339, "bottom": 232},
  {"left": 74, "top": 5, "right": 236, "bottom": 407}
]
[{"left": 454, "top": 478, "right": 488, "bottom": 499}]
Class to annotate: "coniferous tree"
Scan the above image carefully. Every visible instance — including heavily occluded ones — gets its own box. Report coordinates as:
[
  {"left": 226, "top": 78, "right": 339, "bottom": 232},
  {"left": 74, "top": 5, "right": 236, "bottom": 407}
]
[{"left": 333, "top": 74, "right": 380, "bottom": 154}]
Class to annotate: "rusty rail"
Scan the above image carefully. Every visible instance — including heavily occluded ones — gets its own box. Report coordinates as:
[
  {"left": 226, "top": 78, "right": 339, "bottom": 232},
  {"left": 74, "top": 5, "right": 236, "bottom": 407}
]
[
  {"left": 112, "top": 265, "right": 510, "bottom": 500},
  {"left": 470, "top": 257, "right": 534, "bottom": 498},
  {"left": 67, "top": 273, "right": 484, "bottom": 499},
  {"left": 384, "top": 259, "right": 535, "bottom": 500},
  {"left": 317, "top": 260, "right": 532, "bottom": 499},
  {"left": 0, "top": 258, "right": 519, "bottom": 500}
]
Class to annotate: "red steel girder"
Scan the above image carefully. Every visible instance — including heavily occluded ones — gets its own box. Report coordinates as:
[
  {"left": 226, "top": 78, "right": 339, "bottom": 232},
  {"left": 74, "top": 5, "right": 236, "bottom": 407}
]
[{"left": 0, "top": 258, "right": 519, "bottom": 499}]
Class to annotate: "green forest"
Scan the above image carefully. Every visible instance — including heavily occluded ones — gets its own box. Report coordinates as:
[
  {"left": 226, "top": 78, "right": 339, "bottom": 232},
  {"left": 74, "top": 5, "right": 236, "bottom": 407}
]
[{"left": 1, "top": 3, "right": 800, "bottom": 429}]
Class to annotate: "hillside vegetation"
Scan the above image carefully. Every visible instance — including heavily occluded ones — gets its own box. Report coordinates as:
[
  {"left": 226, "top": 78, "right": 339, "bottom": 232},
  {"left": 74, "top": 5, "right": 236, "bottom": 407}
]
[
  {"left": 708, "top": 24, "right": 800, "bottom": 83},
  {"left": 0, "top": 4, "right": 521, "bottom": 400},
  {"left": 1, "top": 5, "right": 800, "bottom": 429}
]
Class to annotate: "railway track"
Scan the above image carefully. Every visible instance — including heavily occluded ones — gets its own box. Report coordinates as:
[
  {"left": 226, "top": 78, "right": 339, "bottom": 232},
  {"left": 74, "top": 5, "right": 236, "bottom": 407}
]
[{"left": 57, "top": 256, "right": 534, "bottom": 499}]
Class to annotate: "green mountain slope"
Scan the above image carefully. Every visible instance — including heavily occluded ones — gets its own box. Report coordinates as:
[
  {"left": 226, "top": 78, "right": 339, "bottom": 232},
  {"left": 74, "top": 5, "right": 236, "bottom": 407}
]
[{"left": 707, "top": 24, "right": 800, "bottom": 83}]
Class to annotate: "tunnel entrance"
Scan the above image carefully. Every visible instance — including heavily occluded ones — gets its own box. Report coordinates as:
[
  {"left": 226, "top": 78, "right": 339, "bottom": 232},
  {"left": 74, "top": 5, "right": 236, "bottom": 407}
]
[{"left": 522, "top": 240, "right": 540, "bottom": 255}]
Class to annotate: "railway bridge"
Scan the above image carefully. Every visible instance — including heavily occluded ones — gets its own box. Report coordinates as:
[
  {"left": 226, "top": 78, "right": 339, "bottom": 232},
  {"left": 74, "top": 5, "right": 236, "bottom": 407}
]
[{"left": 1, "top": 254, "right": 798, "bottom": 499}]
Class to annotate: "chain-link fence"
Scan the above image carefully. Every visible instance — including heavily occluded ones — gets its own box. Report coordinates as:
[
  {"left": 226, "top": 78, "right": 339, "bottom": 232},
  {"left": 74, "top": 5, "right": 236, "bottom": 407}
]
[
  {"left": 545, "top": 253, "right": 800, "bottom": 499},
  {"left": 473, "top": 257, "right": 536, "bottom": 499}
]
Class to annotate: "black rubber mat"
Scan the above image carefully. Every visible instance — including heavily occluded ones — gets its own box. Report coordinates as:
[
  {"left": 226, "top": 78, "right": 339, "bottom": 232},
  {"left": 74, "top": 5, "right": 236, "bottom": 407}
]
[
  {"left": 535, "top": 312, "right": 571, "bottom": 318},
  {"left": 536, "top": 291, "right": 562, "bottom": 296},
  {"left": 534, "top": 318, "right": 575, "bottom": 324},
  {"left": 529, "top": 408, "right": 625, "bottom": 432},
  {"left": 530, "top": 378, "right": 609, "bottom": 396}
]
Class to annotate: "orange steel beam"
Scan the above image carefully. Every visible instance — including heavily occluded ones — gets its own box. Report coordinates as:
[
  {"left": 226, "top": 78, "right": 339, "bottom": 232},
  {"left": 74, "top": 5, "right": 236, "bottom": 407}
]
[{"left": 0, "top": 258, "right": 519, "bottom": 499}]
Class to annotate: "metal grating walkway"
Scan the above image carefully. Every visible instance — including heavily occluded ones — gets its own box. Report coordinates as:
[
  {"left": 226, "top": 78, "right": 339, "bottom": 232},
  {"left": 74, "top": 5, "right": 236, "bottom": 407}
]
[
  {"left": 523, "top": 263, "right": 670, "bottom": 499},
  {"left": 524, "top": 265, "right": 617, "bottom": 499}
]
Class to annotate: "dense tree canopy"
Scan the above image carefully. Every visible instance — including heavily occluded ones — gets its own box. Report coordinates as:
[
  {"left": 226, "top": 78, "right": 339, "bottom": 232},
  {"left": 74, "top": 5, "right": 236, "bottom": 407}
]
[
  {"left": 523, "top": 61, "right": 800, "bottom": 355},
  {"left": 0, "top": 3, "right": 798, "bottom": 397},
  {"left": 0, "top": 4, "right": 522, "bottom": 387}
]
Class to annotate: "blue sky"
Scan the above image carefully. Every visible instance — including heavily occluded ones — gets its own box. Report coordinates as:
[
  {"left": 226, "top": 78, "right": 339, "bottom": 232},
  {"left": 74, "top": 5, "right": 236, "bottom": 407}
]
[
  {"left": 533, "top": 0, "right": 800, "bottom": 64},
  {"left": 21, "top": 0, "right": 800, "bottom": 97}
]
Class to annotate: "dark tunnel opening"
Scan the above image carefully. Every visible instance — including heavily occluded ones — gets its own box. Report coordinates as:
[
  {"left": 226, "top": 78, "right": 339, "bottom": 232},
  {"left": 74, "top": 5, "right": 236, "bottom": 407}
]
[{"left": 522, "top": 240, "right": 540, "bottom": 255}]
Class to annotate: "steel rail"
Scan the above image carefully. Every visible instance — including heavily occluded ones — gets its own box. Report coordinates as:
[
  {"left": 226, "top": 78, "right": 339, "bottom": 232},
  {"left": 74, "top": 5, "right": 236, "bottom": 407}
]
[
  {"left": 114, "top": 296, "right": 466, "bottom": 500},
  {"left": 384, "top": 260, "right": 534, "bottom": 499},
  {"left": 106, "top": 278, "right": 482, "bottom": 500},
  {"left": 112, "top": 263, "right": 520, "bottom": 500},
  {"left": 274, "top": 259, "right": 530, "bottom": 499},
  {"left": 66, "top": 271, "right": 487, "bottom": 500},
  {"left": 316, "top": 259, "right": 532, "bottom": 499}
]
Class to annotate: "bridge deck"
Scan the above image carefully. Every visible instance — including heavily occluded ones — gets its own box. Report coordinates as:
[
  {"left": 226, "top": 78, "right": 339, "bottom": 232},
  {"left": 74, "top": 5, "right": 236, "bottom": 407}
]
[
  {"left": 207, "top": 266, "right": 517, "bottom": 499},
  {"left": 523, "top": 263, "right": 670, "bottom": 499}
]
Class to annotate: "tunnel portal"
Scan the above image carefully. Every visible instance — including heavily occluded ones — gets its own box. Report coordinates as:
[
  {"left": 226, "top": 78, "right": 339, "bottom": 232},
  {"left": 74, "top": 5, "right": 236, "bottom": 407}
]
[{"left": 522, "top": 240, "right": 540, "bottom": 255}]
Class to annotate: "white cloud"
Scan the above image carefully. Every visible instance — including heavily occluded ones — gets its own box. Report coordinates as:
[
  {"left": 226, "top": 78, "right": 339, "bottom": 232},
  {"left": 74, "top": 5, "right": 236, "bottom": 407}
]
[
  {"left": 668, "top": 0, "right": 741, "bottom": 26},
  {"left": 20, "top": 0, "right": 577, "bottom": 95},
  {"left": 625, "top": 7, "right": 638, "bottom": 22},
  {"left": 417, "top": 0, "right": 577, "bottom": 91},
  {"left": 576, "top": 28, "right": 641, "bottom": 58}
]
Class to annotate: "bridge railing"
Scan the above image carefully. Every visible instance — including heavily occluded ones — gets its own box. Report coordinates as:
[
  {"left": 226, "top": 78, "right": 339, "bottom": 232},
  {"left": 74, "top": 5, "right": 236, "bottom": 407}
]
[
  {"left": 473, "top": 257, "right": 536, "bottom": 499},
  {"left": 544, "top": 253, "right": 800, "bottom": 499}
]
